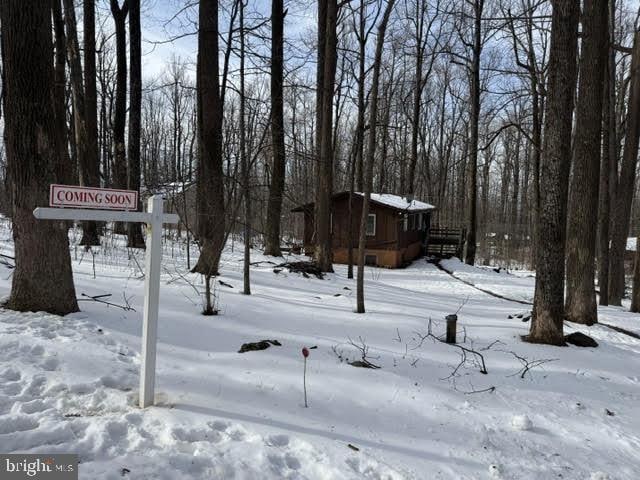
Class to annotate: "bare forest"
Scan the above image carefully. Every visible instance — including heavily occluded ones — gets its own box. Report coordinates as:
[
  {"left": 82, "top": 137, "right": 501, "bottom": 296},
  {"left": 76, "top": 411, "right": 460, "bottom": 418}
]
[{"left": 2, "top": 0, "right": 640, "bottom": 346}]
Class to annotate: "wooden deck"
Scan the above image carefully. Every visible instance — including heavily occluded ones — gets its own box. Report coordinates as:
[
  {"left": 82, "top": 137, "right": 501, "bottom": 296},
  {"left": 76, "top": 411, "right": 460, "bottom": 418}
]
[{"left": 426, "top": 227, "right": 466, "bottom": 259}]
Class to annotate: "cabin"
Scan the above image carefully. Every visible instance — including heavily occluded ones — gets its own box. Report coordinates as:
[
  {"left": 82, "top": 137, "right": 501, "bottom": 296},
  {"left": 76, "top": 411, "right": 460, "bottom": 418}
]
[{"left": 292, "top": 192, "right": 436, "bottom": 268}]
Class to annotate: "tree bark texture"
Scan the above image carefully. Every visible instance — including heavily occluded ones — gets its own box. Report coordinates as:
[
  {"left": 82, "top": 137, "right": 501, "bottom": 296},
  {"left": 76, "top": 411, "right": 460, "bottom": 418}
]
[
  {"left": 240, "top": 0, "right": 251, "bottom": 294},
  {"left": 63, "top": 0, "right": 100, "bottom": 246},
  {"left": 608, "top": 29, "right": 640, "bottom": 306},
  {"left": 127, "top": 0, "right": 146, "bottom": 248},
  {"left": 597, "top": 0, "right": 617, "bottom": 306},
  {"left": 564, "top": 0, "right": 607, "bottom": 325},
  {"left": 192, "top": 0, "right": 226, "bottom": 277},
  {"left": 464, "top": 0, "right": 483, "bottom": 266},
  {"left": 528, "top": 0, "right": 579, "bottom": 345},
  {"left": 1, "top": 2, "right": 79, "bottom": 315},
  {"left": 264, "top": 0, "right": 286, "bottom": 257},
  {"left": 314, "top": 0, "right": 337, "bottom": 272},
  {"left": 52, "top": 0, "right": 73, "bottom": 186},
  {"left": 110, "top": 0, "right": 129, "bottom": 192}
]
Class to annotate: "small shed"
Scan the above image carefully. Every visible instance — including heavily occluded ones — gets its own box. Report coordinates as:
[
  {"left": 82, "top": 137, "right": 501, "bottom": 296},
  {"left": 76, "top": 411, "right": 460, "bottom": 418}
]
[
  {"left": 141, "top": 182, "right": 197, "bottom": 232},
  {"left": 292, "top": 192, "right": 436, "bottom": 268}
]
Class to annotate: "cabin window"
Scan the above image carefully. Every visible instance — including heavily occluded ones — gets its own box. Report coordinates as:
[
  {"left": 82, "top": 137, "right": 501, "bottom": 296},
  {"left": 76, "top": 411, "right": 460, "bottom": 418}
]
[
  {"left": 365, "top": 254, "right": 377, "bottom": 266},
  {"left": 418, "top": 213, "right": 423, "bottom": 230},
  {"left": 366, "top": 214, "right": 376, "bottom": 236},
  {"left": 403, "top": 214, "right": 408, "bottom": 232}
]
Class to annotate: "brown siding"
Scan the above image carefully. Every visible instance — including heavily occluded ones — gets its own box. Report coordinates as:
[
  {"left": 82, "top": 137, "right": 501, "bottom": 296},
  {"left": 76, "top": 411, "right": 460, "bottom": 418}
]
[{"left": 300, "top": 194, "right": 430, "bottom": 267}]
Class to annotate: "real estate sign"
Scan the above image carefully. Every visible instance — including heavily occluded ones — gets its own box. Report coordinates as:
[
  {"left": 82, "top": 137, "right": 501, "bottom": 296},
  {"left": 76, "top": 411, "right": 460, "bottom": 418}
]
[
  {"left": 35, "top": 188, "right": 179, "bottom": 408},
  {"left": 50, "top": 184, "right": 138, "bottom": 210}
]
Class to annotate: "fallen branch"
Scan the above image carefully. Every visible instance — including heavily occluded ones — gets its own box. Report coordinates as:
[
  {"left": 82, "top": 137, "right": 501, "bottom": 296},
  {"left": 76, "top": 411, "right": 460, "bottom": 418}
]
[
  {"left": 502, "top": 350, "right": 558, "bottom": 379},
  {"left": 78, "top": 293, "right": 136, "bottom": 311}
]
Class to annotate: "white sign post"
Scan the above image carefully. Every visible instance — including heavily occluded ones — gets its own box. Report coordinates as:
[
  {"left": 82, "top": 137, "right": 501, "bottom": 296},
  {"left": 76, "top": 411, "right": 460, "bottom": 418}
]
[{"left": 34, "top": 188, "right": 179, "bottom": 408}]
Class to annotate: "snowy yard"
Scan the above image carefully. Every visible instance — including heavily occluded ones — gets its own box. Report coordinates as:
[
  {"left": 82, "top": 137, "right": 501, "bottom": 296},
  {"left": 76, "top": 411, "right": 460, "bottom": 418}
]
[{"left": 0, "top": 224, "right": 639, "bottom": 479}]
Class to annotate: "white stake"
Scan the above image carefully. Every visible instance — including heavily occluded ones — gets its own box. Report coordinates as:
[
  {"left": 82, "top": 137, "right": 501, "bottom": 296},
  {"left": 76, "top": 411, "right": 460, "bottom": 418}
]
[{"left": 139, "top": 195, "right": 164, "bottom": 408}]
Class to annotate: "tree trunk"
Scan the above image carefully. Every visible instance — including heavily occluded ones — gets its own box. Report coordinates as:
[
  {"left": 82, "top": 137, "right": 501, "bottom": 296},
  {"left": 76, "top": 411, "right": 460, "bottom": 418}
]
[
  {"left": 127, "top": 0, "right": 145, "bottom": 248},
  {"left": 631, "top": 233, "right": 640, "bottom": 311},
  {"left": 62, "top": 0, "right": 100, "bottom": 246},
  {"left": 527, "top": 0, "right": 579, "bottom": 345},
  {"left": 264, "top": 0, "right": 286, "bottom": 257},
  {"left": 564, "top": 0, "right": 607, "bottom": 325},
  {"left": 110, "top": 0, "right": 129, "bottom": 238},
  {"left": 608, "top": 29, "right": 640, "bottom": 306},
  {"left": 52, "top": 0, "right": 73, "bottom": 186},
  {"left": 464, "top": 0, "right": 483, "bottom": 265},
  {"left": 597, "top": 0, "right": 617, "bottom": 306},
  {"left": 239, "top": 0, "right": 251, "bottom": 295},
  {"left": 84, "top": 0, "right": 102, "bottom": 241},
  {"left": 314, "top": 0, "right": 337, "bottom": 272},
  {"left": 192, "top": 0, "right": 226, "bottom": 279},
  {"left": 354, "top": 0, "right": 366, "bottom": 192},
  {"left": 1, "top": 2, "right": 78, "bottom": 315},
  {"left": 356, "top": 0, "right": 396, "bottom": 313},
  {"left": 406, "top": 0, "right": 425, "bottom": 197}
]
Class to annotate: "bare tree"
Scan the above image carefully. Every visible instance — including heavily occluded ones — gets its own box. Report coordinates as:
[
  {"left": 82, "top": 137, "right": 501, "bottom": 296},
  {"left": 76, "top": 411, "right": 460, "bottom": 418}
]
[
  {"left": 110, "top": 0, "right": 129, "bottom": 194},
  {"left": 608, "top": 28, "right": 640, "bottom": 306},
  {"left": 597, "top": 0, "right": 617, "bottom": 306},
  {"left": 62, "top": 0, "right": 101, "bottom": 246},
  {"left": 314, "top": 0, "right": 338, "bottom": 272},
  {"left": 356, "top": 0, "right": 396, "bottom": 313},
  {"left": 52, "top": 0, "right": 73, "bottom": 185},
  {"left": 1, "top": 1, "right": 78, "bottom": 314},
  {"left": 263, "top": 0, "right": 286, "bottom": 257},
  {"left": 192, "top": 0, "right": 227, "bottom": 315},
  {"left": 527, "top": 0, "right": 579, "bottom": 345},
  {"left": 127, "top": 0, "right": 145, "bottom": 248},
  {"left": 564, "top": 0, "right": 608, "bottom": 325},
  {"left": 240, "top": 0, "right": 251, "bottom": 294}
]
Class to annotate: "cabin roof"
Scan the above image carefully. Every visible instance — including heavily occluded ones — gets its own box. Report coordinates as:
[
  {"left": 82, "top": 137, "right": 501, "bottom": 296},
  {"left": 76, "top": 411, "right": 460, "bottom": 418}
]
[
  {"left": 291, "top": 192, "right": 436, "bottom": 213},
  {"left": 141, "top": 182, "right": 195, "bottom": 198}
]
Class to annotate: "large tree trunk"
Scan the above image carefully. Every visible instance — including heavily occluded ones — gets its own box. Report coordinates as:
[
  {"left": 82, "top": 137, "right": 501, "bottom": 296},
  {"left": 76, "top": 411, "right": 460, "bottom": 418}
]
[
  {"left": 264, "top": 0, "right": 286, "bottom": 257},
  {"left": 192, "top": 0, "right": 226, "bottom": 282},
  {"left": 314, "top": 0, "right": 337, "bottom": 272},
  {"left": 127, "top": 0, "right": 145, "bottom": 248},
  {"left": 527, "top": 0, "right": 579, "bottom": 345},
  {"left": 356, "top": 0, "right": 396, "bottom": 313},
  {"left": 597, "top": 0, "right": 617, "bottom": 306},
  {"left": 110, "top": 0, "right": 129, "bottom": 194},
  {"left": 1, "top": 2, "right": 78, "bottom": 315},
  {"left": 564, "top": 0, "right": 608, "bottom": 325},
  {"left": 464, "top": 0, "right": 483, "bottom": 265},
  {"left": 608, "top": 29, "right": 640, "bottom": 306}
]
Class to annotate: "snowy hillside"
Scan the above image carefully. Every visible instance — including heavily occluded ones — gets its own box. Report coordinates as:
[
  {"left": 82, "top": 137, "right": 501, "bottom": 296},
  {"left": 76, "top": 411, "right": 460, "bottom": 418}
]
[{"left": 0, "top": 222, "right": 639, "bottom": 479}]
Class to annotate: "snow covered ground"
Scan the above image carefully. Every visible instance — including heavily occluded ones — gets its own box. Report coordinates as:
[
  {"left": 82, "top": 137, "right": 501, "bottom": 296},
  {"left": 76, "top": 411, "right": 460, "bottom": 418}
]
[{"left": 1, "top": 221, "right": 639, "bottom": 479}]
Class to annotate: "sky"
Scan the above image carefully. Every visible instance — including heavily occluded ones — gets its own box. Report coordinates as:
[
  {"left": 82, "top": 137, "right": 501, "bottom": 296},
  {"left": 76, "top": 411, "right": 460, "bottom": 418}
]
[{"left": 132, "top": 0, "right": 317, "bottom": 80}]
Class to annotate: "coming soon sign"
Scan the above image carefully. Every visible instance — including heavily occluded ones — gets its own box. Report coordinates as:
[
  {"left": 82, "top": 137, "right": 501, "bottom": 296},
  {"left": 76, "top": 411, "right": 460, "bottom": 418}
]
[{"left": 50, "top": 184, "right": 138, "bottom": 210}]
